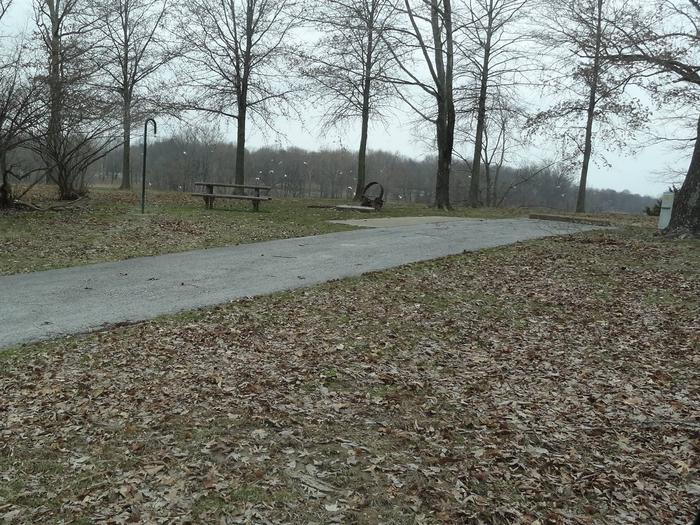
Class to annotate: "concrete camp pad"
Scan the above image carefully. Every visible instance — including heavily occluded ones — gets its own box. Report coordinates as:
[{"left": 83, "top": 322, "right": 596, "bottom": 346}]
[{"left": 329, "top": 216, "right": 476, "bottom": 227}]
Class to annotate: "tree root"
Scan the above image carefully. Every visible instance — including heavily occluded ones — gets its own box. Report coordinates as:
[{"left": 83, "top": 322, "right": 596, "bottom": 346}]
[
  {"left": 661, "top": 226, "right": 699, "bottom": 239},
  {"left": 13, "top": 196, "right": 88, "bottom": 211}
]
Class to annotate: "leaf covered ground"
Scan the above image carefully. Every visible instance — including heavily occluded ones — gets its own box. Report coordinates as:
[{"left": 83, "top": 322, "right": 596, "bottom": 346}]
[
  {"left": 1, "top": 230, "right": 698, "bottom": 524},
  {"left": 0, "top": 186, "right": 655, "bottom": 275}
]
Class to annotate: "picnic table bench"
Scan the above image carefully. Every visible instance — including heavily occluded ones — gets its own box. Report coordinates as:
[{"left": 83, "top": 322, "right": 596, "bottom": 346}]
[{"left": 192, "top": 182, "right": 272, "bottom": 211}]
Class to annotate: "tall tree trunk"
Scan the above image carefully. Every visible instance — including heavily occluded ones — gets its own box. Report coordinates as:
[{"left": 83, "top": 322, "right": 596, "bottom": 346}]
[
  {"left": 576, "top": 0, "right": 603, "bottom": 213},
  {"left": 484, "top": 164, "right": 492, "bottom": 207},
  {"left": 435, "top": 95, "right": 454, "bottom": 210},
  {"left": 435, "top": 123, "right": 451, "bottom": 210},
  {"left": 47, "top": 5, "right": 62, "bottom": 196},
  {"left": 355, "top": 19, "right": 374, "bottom": 201},
  {"left": 431, "top": 0, "right": 454, "bottom": 210},
  {"left": 234, "top": 103, "right": 246, "bottom": 188},
  {"left": 355, "top": 72, "right": 372, "bottom": 201},
  {"left": 57, "top": 166, "right": 76, "bottom": 200},
  {"left": 0, "top": 150, "right": 10, "bottom": 207},
  {"left": 493, "top": 163, "right": 501, "bottom": 207},
  {"left": 120, "top": 93, "right": 132, "bottom": 190},
  {"left": 119, "top": 4, "right": 131, "bottom": 191},
  {"left": 355, "top": 119, "right": 369, "bottom": 200},
  {"left": 232, "top": 4, "right": 255, "bottom": 192},
  {"left": 667, "top": 114, "right": 700, "bottom": 236},
  {"left": 469, "top": 7, "right": 493, "bottom": 208},
  {"left": 445, "top": 94, "right": 455, "bottom": 209}
]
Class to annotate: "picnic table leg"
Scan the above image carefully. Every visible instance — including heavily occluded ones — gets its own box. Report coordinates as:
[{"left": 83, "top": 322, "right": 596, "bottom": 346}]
[
  {"left": 206, "top": 184, "right": 214, "bottom": 209},
  {"left": 253, "top": 187, "right": 262, "bottom": 211}
]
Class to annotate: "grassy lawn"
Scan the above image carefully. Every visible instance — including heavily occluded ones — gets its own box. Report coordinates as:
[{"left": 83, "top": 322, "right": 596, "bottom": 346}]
[
  {"left": 1, "top": 228, "right": 697, "bottom": 523},
  {"left": 0, "top": 186, "right": 655, "bottom": 275}
]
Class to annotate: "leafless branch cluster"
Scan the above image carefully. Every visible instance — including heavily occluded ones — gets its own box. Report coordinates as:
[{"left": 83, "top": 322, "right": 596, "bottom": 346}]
[
  {"left": 0, "top": 0, "right": 42, "bottom": 206},
  {"left": 600, "top": 0, "right": 700, "bottom": 233},
  {"left": 88, "top": 0, "right": 178, "bottom": 190}
]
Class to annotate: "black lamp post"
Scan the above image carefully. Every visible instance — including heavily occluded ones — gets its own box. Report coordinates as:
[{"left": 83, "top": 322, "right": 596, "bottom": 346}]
[{"left": 141, "top": 118, "right": 157, "bottom": 214}]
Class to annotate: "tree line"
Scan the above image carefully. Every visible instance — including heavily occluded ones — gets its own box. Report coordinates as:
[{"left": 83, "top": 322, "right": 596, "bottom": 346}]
[
  {"left": 0, "top": 0, "right": 698, "bottom": 234},
  {"left": 85, "top": 136, "right": 653, "bottom": 213}
]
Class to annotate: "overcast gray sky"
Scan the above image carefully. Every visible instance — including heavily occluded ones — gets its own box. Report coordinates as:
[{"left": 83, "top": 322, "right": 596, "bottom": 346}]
[{"left": 3, "top": 0, "right": 690, "bottom": 198}]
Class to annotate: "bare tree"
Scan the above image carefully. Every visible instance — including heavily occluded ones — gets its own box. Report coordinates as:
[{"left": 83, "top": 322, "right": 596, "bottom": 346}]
[
  {"left": 384, "top": 0, "right": 456, "bottom": 209},
  {"left": 493, "top": 160, "right": 557, "bottom": 207},
  {"left": 455, "top": 92, "right": 546, "bottom": 207},
  {"left": 0, "top": 1, "right": 43, "bottom": 207},
  {"left": 460, "top": 0, "right": 527, "bottom": 207},
  {"left": 480, "top": 95, "right": 521, "bottom": 206},
  {"left": 176, "top": 0, "right": 301, "bottom": 188},
  {"left": 33, "top": 0, "right": 120, "bottom": 199},
  {"left": 0, "top": 52, "right": 43, "bottom": 207},
  {"left": 576, "top": 0, "right": 603, "bottom": 213},
  {"left": 604, "top": 0, "right": 700, "bottom": 235},
  {"left": 303, "top": 0, "right": 398, "bottom": 200},
  {"left": 528, "top": 0, "right": 648, "bottom": 213},
  {"left": 89, "top": 0, "right": 176, "bottom": 190}
]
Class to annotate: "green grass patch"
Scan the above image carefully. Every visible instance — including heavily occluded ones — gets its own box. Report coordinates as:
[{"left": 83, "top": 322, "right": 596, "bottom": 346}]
[{"left": 1, "top": 186, "right": 655, "bottom": 275}]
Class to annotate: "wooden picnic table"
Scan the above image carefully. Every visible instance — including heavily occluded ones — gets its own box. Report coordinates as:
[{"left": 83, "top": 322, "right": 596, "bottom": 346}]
[{"left": 192, "top": 182, "right": 272, "bottom": 211}]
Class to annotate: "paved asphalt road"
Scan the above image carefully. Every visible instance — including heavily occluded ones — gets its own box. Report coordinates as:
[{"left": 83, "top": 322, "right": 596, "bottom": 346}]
[{"left": 0, "top": 218, "right": 598, "bottom": 348}]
